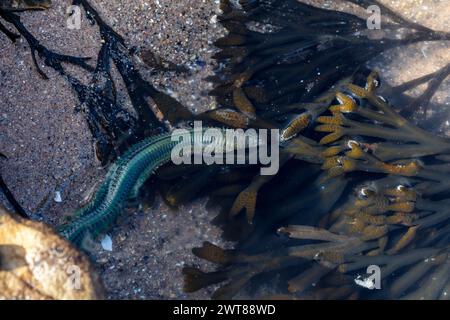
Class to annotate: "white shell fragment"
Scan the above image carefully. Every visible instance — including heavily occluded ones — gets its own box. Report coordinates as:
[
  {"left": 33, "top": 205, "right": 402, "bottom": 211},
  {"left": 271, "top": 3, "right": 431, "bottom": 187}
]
[
  {"left": 101, "top": 235, "right": 113, "bottom": 252},
  {"left": 354, "top": 275, "right": 375, "bottom": 289},
  {"left": 54, "top": 191, "right": 62, "bottom": 203}
]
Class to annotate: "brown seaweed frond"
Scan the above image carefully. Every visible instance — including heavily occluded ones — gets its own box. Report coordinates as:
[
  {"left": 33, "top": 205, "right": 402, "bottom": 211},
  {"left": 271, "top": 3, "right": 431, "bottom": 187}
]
[
  {"left": 178, "top": 1, "right": 450, "bottom": 302},
  {"left": 174, "top": 0, "right": 450, "bottom": 230},
  {"left": 209, "top": 0, "right": 450, "bottom": 123},
  {"left": 185, "top": 71, "right": 450, "bottom": 299}
]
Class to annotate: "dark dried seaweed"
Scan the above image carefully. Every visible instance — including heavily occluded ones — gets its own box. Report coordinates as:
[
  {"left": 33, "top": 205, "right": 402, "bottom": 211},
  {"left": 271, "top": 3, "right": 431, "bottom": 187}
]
[
  {"left": 1, "top": 0, "right": 193, "bottom": 162},
  {"left": 0, "top": 153, "right": 27, "bottom": 218}
]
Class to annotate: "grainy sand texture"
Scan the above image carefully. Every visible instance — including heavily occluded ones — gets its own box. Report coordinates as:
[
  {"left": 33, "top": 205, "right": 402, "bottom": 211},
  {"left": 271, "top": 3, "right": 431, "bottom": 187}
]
[{"left": 1, "top": 0, "right": 449, "bottom": 299}]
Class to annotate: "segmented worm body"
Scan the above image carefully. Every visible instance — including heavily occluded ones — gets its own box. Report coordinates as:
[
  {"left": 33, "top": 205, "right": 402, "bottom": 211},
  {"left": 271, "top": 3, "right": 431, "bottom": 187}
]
[{"left": 59, "top": 128, "right": 252, "bottom": 245}]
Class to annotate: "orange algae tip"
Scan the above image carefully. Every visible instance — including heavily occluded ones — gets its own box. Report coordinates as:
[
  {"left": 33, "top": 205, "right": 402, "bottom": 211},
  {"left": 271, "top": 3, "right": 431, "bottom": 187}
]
[
  {"left": 388, "top": 201, "right": 415, "bottom": 213},
  {"left": 345, "top": 142, "right": 364, "bottom": 159},
  {"left": 347, "top": 84, "right": 368, "bottom": 98},
  {"left": 366, "top": 71, "right": 380, "bottom": 92},
  {"left": 321, "top": 156, "right": 341, "bottom": 170},
  {"left": 192, "top": 241, "right": 232, "bottom": 265},
  {"left": 319, "top": 131, "right": 344, "bottom": 145},
  {"left": 348, "top": 218, "right": 367, "bottom": 233},
  {"left": 362, "top": 225, "right": 389, "bottom": 241},
  {"left": 404, "top": 161, "right": 421, "bottom": 175},
  {"left": 384, "top": 186, "right": 417, "bottom": 201},
  {"left": 232, "top": 87, "right": 256, "bottom": 117},
  {"left": 321, "top": 145, "right": 343, "bottom": 157},
  {"left": 315, "top": 124, "right": 340, "bottom": 133},
  {"left": 336, "top": 92, "right": 357, "bottom": 113},
  {"left": 386, "top": 213, "right": 410, "bottom": 225},
  {"left": 315, "top": 251, "right": 345, "bottom": 264},
  {"left": 342, "top": 158, "right": 357, "bottom": 172},
  {"left": 388, "top": 226, "right": 419, "bottom": 254},
  {"left": 281, "top": 113, "right": 311, "bottom": 140},
  {"left": 165, "top": 193, "right": 180, "bottom": 207},
  {"left": 358, "top": 186, "right": 377, "bottom": 199},
  {"left": 357, "top": 213, "right": 385, "bottom": 225},
  {"left": 209, "top": 109, "right": 250, "bottom": 128},
  {"left": 233, "top": 72, "right": 252, "bottom": 88},
  {"left": 326, "top": 166, "right": 345, "bottom": 179},
  {"left": 329, "top": 105, "right": 342, "bottom": 113},
  {"left": 338, "top": 264, "right": 349, "bottom": 273},
  {"left": 384, "top": 161, "right": 421, "bottom": 176},
  {"left": 317, "top": 115, "right": 343, "bottom": 125},
  {"left": 229, "top": 188, "right": 257, "bottom": 224}
]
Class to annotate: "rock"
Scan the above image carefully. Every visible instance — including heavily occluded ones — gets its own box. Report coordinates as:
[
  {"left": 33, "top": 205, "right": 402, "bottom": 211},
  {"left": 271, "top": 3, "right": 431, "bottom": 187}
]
[{"left": 0, "top": 206, "right": 104, "bottom": 300}]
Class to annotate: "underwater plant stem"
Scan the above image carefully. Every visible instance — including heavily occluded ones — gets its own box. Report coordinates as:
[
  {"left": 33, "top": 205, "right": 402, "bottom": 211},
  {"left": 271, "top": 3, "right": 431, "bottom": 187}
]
[
  {"left": 361, "top": 92, "right": 450, "bottom": 146},
  {"left": 401, "top": 253, "right": 450, "bottom": 300},
  {"left": 389, "top": 251, "right": 447, "bottom": 298},
  {"left": 340, "top": 248, "right": 439, "bottom": 274}
]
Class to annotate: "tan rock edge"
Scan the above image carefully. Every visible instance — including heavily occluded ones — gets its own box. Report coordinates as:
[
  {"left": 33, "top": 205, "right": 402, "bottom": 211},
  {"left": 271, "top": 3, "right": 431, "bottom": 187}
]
[{"left": 0, "top": 206, "right": 104, "bottom": 299}]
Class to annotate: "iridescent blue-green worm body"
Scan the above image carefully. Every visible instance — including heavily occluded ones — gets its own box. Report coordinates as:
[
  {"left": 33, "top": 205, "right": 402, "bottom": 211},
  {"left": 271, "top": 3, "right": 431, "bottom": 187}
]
[{"left": 58, "top": 128, "right": 257, "bottom": 246}]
